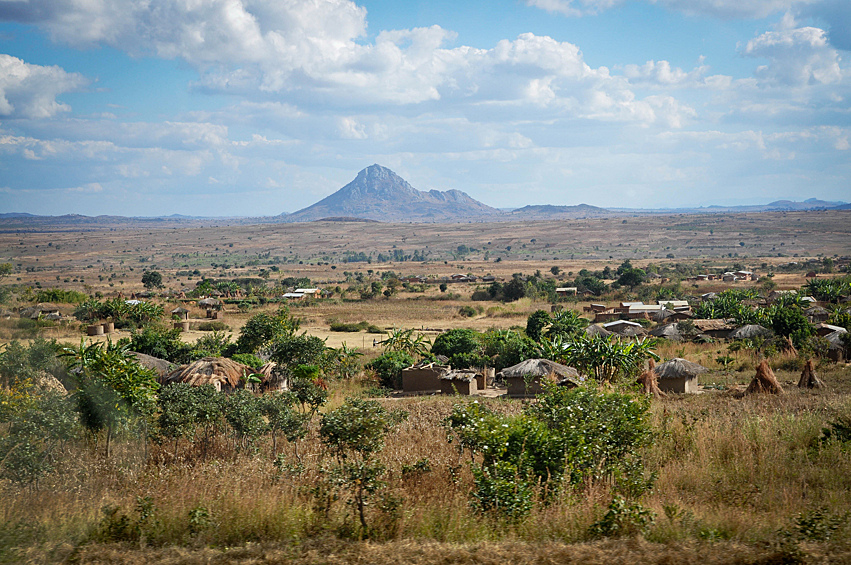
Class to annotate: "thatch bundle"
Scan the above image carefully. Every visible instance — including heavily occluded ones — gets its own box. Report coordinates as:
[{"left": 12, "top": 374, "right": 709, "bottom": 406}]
[
  {"left": 165, "top": 356, "right": 254, "bottom": 392},
  {"left": 745, "top": 360, "right": 784, "bottom": 395},
  {"left": 636, "top": 359, "right": 665, "bottom": 397},
  {"left": 797, "top": 359, "right": 824, "bottom": 389},
  {"left": 780, "top": 336, "right": 798, "bottom": 357},
  {"left": 32, "top": 370, "right": 67, "bottom": 394}
]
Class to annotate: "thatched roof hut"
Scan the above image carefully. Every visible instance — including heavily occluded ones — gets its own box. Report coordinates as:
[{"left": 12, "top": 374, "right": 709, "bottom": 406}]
[
  {"left": 649, "top": 323, "right": 683, "bottom": 341},
  {"left": 825, "top": 331, "right": 847, "bottom": 362},
  {"left": 132, "top": 352, "right": 177, "bottom": 381},
  {"left": 654, "top": 358, "right": 708, "bottom": 393},
  {"left": 584, "top": 324, "right": 613, "bottom": 338},
  {"left": 745, "top": 360, "right": 783, "bottom": 395},
  {"left": 256, "top": 361, "right": 288, "bottom": 392},
  {"left": 729, "top": 325, "right": 773, "bottom": 340},
  {"left": 498, "top": 358, "right": 580, "bottom": 397},
  {"left": 498, "top": 358, "right": 579, "bottom": 381},
  {"left": 165, "top": 356, "right": 254, "bottom": 392},
  {"left": 198, "top": 298, "right": 222, "bottom": 309}
]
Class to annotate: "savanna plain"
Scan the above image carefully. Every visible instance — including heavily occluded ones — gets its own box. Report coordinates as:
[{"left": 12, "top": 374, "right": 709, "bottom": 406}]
[{"left": 1, "top": 210, "right": 851, "bottom": 564}]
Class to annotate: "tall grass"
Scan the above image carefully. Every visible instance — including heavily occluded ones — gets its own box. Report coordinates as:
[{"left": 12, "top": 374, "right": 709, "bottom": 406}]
[{"left": 2, "top": 374, "right": 851, "bottom": 562}]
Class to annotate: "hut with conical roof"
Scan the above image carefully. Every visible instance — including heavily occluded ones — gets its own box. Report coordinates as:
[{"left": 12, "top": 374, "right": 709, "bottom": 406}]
[
  {"left": 164, "top": 357, "right": 254, "bottom": 392},
  {"left": 729, "top": 325, "right": 773, "bottom": 340},
  {"left": 498, "top": 359, "right": 580, "bottom": 398},
  {"left": 653, "top": 358, "right": 708, "bottom": 393}
]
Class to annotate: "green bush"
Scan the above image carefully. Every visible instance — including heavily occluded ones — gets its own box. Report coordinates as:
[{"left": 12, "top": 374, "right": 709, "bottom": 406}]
[
  {"left": 330, "top": 320, "right": 369, "bottom": 332},
  {"left": 458, "top": 305, "right": 478, "bottom": 318},
  {"left": 230, "top": 353, "right": 263, "bottom": 369},
  {"left": 365, "top": 351, "right": 415, "bottom": 389},
  {"left": 195, "top": 321, "right": 229, "bottom": 332}
]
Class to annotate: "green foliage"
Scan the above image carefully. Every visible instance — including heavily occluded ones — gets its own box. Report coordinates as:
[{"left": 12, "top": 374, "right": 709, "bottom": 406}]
[
  {"left": 124, "top": 325, "right": 195, "bottom": 364},
  {"left": 33, "top": 288, "right": 88, "bottom": 304},
  {"left": 805, "top": 276, "right": 850, "bottom": 303},
  {"left": 546, "top": 310, "right": 587, "bottom": 340},
  {"left": 458, "top": 305, "right": 478, "bottom": 318},
  {"left": 193, "top": 331, "right": 233, "bottom": 357},
  {"left": 62, "top": 340, "right": 159, "bottom": 456},
  {"left": 431, "top": 328, "right": 483, "bottom": 368},
  {"left": 525, "top": 310, "right": 551, "bottom": 341},
  {"left": 502, "top": 277, "right": 526, "bottom": 302},
  {"left": 446, "top": 386, "right": 654, "bottom": 520},
  {"left": 326, "top": 343, "right": 363, "bottom": 379},
  {"left": 379, "top": 328, "right": 431, "bottom": 358},
  {"left": 771, "top": 306, "right": 813, "bottom": 347},
  {"left": 0, "top": 390, "right": 78, "bottom": 487},
  {"left": 261, "top": 392, "right": 308, "bottom": 457},
  {"left": 141, "top": 270, "right": 163, "bottom": 290},
  {"left": 562, "top": 335, "right": 659, "bottom": 382},
  {"left": 269, "top": 334, "right": 328, "bottom": 370},
  {"left": 479, "top": 329, "right": 538, "bottom": 371},
  {"left": 0, "top": 338, "right": 63, "bottom": 388},
  {"left": 365, "top": 351, "right": 414, "bottom": 389},
  {"left": 156, "top": 384, "right": 224, "bottom": 458},
  {"left": 74, "top": 298, "right": 163, "bottom": 328},
  {"left": 230, "top": 353, "right": 263, "bottom": 369},
  {"left": 330, "top": 320, "right": 370, "bottom": 332},
  {"left": 289, "top": 365, "right": 328, "bottom": 416},
  {"left": 235, "top": 308, "right": 300, "bottom": 353},
  {"left": 588, "top": 496, "right": 655, "bottom": 539},
  {"left": 320, "top": 398, "right": 407, "bottom": 536},
  {"left": 224, "top": 390, "right": 266, "bottom": 450},
  {"left": 617, "top": 268, "right": 646, "bottom": 288}
]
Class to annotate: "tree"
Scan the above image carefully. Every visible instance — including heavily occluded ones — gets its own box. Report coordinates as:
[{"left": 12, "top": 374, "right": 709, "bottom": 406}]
[
  {"left": 0, "top": 262, "right": 12, "bottom": 281},
  {"left": 319, "top": 398, "right": 407, "bottom": 535},
  {"left": 525, "top": 310, "right": 551, "bottom": 342},
  {"left": 141, "top": 270, "right": 163, "bottom": 290},
  {"left": 617, "top": 268, "right": 646, "bottom": 288},
  {"left": 550, "top": 266, "right": 561, "bottom": 276},
  {"left": 235, "top": 308, "right": 300, "bottom": 353},
  {"left": 502, "top": 277, "right": 526, "bottom": 302},
  {"left": 439, "top": 283, "right": 448, "bottom": 293}
]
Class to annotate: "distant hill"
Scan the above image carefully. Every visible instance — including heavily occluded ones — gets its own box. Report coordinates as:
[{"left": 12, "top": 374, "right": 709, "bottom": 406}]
[
  {"left": 508, "top": 204, "right": 610, "bottom": 219},
  {"left": 282, "top": 165, "right": 500, "bottom": 222}
]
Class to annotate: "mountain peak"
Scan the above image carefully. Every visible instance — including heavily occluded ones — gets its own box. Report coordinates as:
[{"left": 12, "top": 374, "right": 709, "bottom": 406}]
[{"left": 283, "top": 165, "right": 498, "bottom": 222}]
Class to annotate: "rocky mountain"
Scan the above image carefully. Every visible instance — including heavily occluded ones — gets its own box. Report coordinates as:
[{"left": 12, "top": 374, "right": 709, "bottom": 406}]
[{"left": 282, "top": 165, "right": 500, "bottom": 222}]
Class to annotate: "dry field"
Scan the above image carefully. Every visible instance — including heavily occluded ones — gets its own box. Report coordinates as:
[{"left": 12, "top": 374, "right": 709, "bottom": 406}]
[{"left": 1, "top": 211, "right": 851, "bottom": 564}]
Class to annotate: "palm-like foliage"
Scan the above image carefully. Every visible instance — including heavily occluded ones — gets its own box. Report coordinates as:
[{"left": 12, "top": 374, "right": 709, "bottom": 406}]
[
  {"left": 380, "top": 328, "right": 431, "bottom": 358},
  {"left": 561, "top": 335, "right": 659, "bottom": 383}
]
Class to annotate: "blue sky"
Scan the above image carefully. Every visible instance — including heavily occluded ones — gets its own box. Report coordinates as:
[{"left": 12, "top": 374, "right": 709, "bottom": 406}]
[{"left": 0, "top": 0, "right": 848, "bottom": 216}]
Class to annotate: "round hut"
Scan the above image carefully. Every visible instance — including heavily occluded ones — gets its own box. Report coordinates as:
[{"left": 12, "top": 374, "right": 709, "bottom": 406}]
[
  {"left": 653, "top": 358, "right": 708, "bottom": 394},
  {"left": 498, "top": 358, "right": 580, "bottom": 398},
  {"left": 584, "top": 324, "right": 613, "bottom": 338},
  {"left": 729, "top": 325, "right": 773, "bottom": 340},
  {"left": 132, "top": 352, "right": 177, "bottom": 383},
  {"left": 164, "top": 357, "right": 254, "bottom": 392},
  {"left": 649, "top": 323, "right": 683, "bottom": 341}
]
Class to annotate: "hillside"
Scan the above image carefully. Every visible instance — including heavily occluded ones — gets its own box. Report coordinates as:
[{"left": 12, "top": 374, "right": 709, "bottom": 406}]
[{"left": 282, "top": 165, "right": 500, "bottom": 222}]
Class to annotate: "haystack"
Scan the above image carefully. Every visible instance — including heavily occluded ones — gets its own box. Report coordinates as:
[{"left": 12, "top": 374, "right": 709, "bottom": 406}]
[
  {"left": 32, "top": 370, "right": 67, "bottom": 394},
  {"left": 780, "top": 336, "right": 798, "bottom": 357},
  {"left": 165, "top": 356, "right": 254, "bottom": 392},
  {"left": 636, "top": 359, "right": 665, "bottom": 397},
  {"left": 745, "top": 360, "right": 783, "bottom": 395},
  {"left": 653, "top": 358, "right": 707, "bottom": 393},
  {"left": 797, "top": 359, "right": 824, "bottom": 389}
]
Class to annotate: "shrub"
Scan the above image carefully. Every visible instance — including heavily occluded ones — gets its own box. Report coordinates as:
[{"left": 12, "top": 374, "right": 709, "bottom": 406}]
[
  {"left": 235, "top": 308, "right": 300, "bottom": 353},
  {"left": 230, "top": 353, "right": 263, "bottom": 369},
  {"left": 365, "top": 351, "right": 414, "bottom": 389},
  {"left": 195, "top": 321, "right": 229, "bottom": 332},
  {"left": 588, "top": 496, "right": 655, "bottom": 539},
  {"left": 458, "top": 305, "right": 478, "bottom": 318}
]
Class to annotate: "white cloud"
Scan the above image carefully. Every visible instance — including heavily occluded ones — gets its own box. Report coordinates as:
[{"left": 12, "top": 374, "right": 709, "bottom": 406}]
[
  {"left": 743, "top": 26, "right": 843, "bottom": 86},
  {"left": 0, "top": 54, "right": 87, "bottom": 118}
]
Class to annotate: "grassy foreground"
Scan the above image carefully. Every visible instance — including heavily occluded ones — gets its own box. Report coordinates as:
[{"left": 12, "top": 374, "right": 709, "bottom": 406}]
[{"left": 3, "top": 369, "right": 851, "bottom": 564}]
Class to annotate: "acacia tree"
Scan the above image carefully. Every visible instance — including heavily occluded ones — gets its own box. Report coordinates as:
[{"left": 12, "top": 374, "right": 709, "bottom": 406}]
[{"left": 141, "top": 270, "right": 163, "bottom": 290}]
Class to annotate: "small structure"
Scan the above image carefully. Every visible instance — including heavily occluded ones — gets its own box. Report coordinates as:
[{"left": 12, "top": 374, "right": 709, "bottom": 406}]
[
  {"left": 649, "top": 323, "right": 683, "bottom": 341},
  {"left": 164, "top": 357, "right": 254, "bottom": 393},
  {"left": 603, "top": 320, "right": 645, "bottom": 335},
  {"left": 692, "top": 319, "right": 736, "bottom": 339},
  {"left": 132, "top": 352, "right": 177, "bottom": 383},
  {"left": 805, "top": 306, "right": 830, "bottom": 323},
  {"left": 729, "top": 325, "right": 773, "bottom": 340},
  {"left": 401, "top": 362, "right": 451, "bottom": 395},
  {"left": 498, "top": 358, "right": 580, "bottom": 398},
  {"left": 440, "top": 371, "right": 478, "bottom": 395},
  {"left": 825, "top": 331, "right": 847, "bottom": 362},
  {"left": 257, "top": 362, "right": 288, "bottom": 392},
  {"left": 87, "top": 324, "right": 104, "bottom": 336},
  {"left": 584, "top": 324, "right": 613, "bottom": 338},
  {"left": 294, "top": 288, "right": 320, "bottom": 297},
  {"left": 654, "top": 358, "right": 707, "bottom": 393},
  {"left": 171, "top": 307, "right": 190, "bottom": 320},
  {"left": 556, "top": 287, "right": 578, "bottom": 296},
  {"left": 816, "top": 324, "right": 846, "bottom": 337},
  {"left": 174, "top": 320, "right": 191, "bottom": 331},
  {"left": 198, "top": 298, "right": 222, "bottom": 310},
  {"left": 283, "top": 292, "right": 305, "bottom": 300}
]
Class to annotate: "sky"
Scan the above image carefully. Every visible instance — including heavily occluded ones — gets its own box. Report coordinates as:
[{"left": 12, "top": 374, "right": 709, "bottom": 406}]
[{"left": 0, "top": 0, "right": 849, "bottom": 217}]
